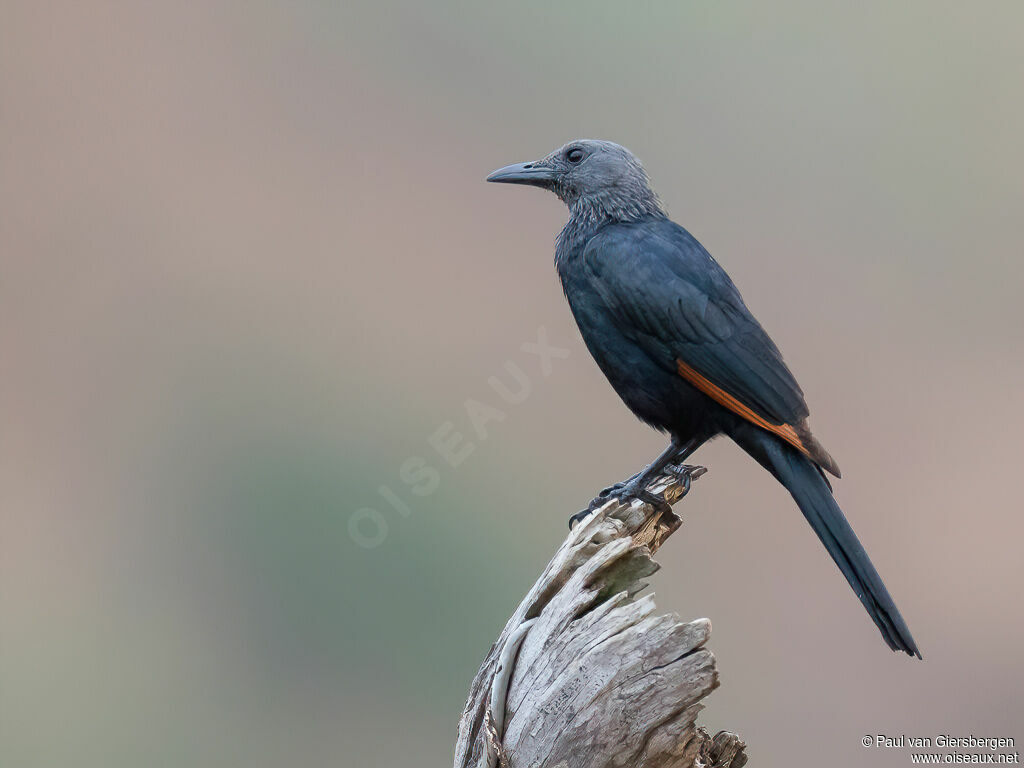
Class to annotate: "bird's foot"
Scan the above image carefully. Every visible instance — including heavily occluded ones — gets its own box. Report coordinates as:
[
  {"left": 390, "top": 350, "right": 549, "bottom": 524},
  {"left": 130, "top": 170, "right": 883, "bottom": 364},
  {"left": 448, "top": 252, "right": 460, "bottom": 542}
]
[
  {"left": 594, "top": 471, "right": 642, "bottom": 501},
  {"left": 568, "top": 471, "right": 643, "bottom": 528},
  {"left": 666, "top": 463, "right": 707, "bottom": 499},
  {"left": 568, "top": 463, "right": 706, "bottom": 529},
  {"left": 569, "top": 473, "right": 671, "bottom": 529},
  {"left": 614, "top": 476, "right": 673, "bottom": 514},
  {"left": 568, "top": 494, "right": 616, "bottom": 528}
]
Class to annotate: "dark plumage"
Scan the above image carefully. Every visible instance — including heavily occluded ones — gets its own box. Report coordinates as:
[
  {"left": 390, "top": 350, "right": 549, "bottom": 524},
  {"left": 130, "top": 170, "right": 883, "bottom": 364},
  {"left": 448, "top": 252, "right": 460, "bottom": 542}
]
[{"left": 487, "top": 139, "right": 920, "bottom": 658}]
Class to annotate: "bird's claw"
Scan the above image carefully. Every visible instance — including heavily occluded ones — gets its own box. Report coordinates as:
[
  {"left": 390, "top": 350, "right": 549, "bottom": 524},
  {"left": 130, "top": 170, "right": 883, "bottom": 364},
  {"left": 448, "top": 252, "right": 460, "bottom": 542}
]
[
  {"left": 569, "top": 463, "right": 705, "bottom": 529},
  {"left": 594, "top": 470, "right": 642, "bottom": 500},
  {"left": 568, "top": 487, "right": 623, "bottom": 529},
  {"left": 666, "top": 463, "right": 706, "bottom": 498},
  {"left": 595, "top": 483, "right": 623, "bottom": 500},
  {"left": 569, "top": 476, "right": 671, "bottom": 529},
  {"left": 568, "top": 508, "right": 591, "bottom": 529}
]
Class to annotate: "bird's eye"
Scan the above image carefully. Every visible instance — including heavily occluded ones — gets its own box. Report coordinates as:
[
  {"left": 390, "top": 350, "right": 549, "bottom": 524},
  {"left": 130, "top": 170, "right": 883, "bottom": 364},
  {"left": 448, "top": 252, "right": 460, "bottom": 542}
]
[{"left": 566, "top": 148, "right": 585, "bottom": 164}]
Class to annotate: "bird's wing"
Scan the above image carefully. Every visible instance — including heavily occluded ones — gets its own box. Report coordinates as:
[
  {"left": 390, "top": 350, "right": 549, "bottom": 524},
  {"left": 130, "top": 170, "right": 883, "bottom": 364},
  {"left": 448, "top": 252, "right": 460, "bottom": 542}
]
[{"left": 582, "top": 221, "right": 839, "bottom": 476}]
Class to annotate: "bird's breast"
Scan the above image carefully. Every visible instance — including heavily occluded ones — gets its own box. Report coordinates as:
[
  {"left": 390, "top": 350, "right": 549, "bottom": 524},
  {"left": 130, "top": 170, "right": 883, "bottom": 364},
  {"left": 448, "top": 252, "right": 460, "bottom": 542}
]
[{"left": 559, "top": 269, "right": 710, "bottom": 436}]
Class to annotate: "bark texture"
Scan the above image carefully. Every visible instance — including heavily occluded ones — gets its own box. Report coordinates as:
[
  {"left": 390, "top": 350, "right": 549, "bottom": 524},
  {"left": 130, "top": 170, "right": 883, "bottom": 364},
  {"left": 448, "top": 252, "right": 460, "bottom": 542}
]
[{"left": 453, "top": 469, "right": 747, "bottom": 768}]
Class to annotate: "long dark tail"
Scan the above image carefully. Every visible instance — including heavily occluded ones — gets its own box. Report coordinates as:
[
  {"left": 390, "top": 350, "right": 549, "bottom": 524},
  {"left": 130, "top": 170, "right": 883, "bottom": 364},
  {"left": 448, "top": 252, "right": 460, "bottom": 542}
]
[{"left": 732, "top": 424, "right": 921, "bottom": 658}]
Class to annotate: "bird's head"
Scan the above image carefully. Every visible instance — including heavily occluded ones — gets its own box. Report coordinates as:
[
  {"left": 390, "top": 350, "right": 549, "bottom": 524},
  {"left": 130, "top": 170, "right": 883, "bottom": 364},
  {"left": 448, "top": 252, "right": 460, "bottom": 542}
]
[{"left": 487, "top": 139, "right": 664, "bottom": 221}]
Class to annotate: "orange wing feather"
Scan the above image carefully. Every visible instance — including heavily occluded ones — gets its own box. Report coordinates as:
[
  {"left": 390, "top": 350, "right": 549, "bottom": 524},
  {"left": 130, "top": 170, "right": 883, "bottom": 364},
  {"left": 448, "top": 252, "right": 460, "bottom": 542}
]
[{"left": 676, "top": 358, "right": 811, "bottom": 458}]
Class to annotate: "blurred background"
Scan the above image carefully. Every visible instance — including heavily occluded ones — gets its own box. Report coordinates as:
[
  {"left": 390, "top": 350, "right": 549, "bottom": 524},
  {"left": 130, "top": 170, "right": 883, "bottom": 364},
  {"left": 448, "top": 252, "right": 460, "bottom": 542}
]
[{"left": 2, "top": 2, "right": 1022, "bottom": 766}]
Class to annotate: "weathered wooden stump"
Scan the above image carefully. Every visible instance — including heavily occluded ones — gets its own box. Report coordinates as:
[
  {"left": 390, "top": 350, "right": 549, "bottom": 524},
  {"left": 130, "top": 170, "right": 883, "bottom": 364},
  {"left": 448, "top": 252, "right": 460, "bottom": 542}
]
[{"left": 453, "top": 468, "right": 747, "bottom": 768}]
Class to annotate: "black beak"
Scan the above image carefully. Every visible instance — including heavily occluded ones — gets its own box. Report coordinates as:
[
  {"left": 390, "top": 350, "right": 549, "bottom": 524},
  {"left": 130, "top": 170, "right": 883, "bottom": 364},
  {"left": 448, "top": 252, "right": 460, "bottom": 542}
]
[{"left": 486, "top": 161, "right": 557, "bottom": 187}]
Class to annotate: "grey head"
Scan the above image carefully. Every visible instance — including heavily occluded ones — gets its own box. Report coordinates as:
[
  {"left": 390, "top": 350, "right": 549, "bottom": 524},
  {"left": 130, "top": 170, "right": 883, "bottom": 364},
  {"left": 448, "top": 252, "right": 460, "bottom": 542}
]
[{"left": 487, "top": 140, "right": 665, "bottom": 223}]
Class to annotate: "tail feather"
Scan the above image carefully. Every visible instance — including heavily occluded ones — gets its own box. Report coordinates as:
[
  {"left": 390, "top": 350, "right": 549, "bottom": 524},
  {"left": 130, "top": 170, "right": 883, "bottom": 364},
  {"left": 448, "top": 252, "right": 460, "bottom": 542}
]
[{"left": 732, "top": 425, "right": 921, "bottom": 658}]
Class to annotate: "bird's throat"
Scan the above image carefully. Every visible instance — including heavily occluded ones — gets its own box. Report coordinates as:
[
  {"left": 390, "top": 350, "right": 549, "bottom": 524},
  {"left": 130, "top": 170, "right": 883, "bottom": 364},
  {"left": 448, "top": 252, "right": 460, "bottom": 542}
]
[{"left": 556, "top": 193, "right": 665, "bottom": 261}]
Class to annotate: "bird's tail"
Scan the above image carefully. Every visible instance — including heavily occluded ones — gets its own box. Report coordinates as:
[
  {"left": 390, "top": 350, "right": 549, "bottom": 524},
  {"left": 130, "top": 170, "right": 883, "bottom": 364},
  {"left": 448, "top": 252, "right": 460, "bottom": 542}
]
[{"left": 732, "top": 424, "right": 921, "bottom": 658}]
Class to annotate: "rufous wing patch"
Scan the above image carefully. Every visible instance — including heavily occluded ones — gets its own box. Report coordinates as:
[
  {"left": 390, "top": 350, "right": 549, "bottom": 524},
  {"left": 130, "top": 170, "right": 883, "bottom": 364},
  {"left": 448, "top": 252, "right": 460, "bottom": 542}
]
[{"left": 676, "top": 358, "right": 840, "bottom": 477}]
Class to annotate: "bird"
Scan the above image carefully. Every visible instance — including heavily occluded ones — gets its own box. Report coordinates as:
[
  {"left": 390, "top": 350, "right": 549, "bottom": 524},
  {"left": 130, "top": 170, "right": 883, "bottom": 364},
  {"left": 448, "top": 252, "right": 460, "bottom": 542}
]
[{"left": 486, "top": 139, "right": 920, "bottom": 658}]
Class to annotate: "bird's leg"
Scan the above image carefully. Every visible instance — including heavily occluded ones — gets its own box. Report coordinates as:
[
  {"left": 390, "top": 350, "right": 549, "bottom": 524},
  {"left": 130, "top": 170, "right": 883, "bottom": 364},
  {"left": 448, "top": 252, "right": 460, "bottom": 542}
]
[
  {"left": 590, "top": 436, "right": 703, "bottom": 501},
  {"left": 660, "top": 437, "right": 705, "bottom": 494},
  {"left": 570, "top": 437, "right": 702, "bottom": 527}
]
